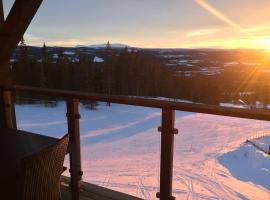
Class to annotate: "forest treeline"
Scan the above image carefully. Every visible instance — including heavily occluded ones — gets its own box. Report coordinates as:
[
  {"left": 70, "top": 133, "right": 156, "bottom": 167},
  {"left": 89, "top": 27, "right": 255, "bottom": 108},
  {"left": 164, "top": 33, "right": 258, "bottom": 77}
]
[{"left": 11, "top": 39, "right": 270, "bottom": 108}]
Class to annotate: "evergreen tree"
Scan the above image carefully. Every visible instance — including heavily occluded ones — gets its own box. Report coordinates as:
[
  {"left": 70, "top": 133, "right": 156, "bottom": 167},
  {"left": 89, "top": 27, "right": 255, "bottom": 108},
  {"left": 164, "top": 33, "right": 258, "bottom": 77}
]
[
  {"left": 105, "top": 41, "right": 113, "bottom": 106},
  {"left": 15, "top": 37, "right": 30, "bottom": 85},
  {"left": 19, "top": 37, "right": 28, "bottom": 62}
]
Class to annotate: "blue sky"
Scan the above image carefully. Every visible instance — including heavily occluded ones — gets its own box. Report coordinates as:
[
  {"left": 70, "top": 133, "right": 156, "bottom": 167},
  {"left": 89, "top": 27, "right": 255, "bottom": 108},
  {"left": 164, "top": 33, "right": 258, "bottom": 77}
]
[{"left": 3, "top": 0, "right": 270, "bottom": 48}]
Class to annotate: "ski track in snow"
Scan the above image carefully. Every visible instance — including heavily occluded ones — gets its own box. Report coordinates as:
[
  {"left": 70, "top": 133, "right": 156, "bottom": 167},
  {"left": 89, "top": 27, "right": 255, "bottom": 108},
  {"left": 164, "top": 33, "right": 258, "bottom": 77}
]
[{"left": 15, "top": 102, "right": 270, "bottom": 200}]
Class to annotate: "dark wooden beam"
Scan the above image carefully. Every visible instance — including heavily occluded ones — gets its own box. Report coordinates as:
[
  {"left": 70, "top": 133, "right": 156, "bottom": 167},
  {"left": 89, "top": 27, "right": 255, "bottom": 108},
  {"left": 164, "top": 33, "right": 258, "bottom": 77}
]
[
  {"left": 0, "top": 1, "right": 21, "bottom": 129},
  {"left": 0, "top": 0, "right": 5, "bottom": 129},
  {"left": 0, "top": 1, "right": 8, "bottom": 82},
  {"left": 0, "top": 0, "right": 42, "bottom": 68},
  {"left": 0, "top": 0, "right": 41, "bottom": 128},
  {"left": 0, "top": 0, "right": 42, "bottom": 86},
  {"left": 0, "top": 0, "right": 4, "bottom": 25}
]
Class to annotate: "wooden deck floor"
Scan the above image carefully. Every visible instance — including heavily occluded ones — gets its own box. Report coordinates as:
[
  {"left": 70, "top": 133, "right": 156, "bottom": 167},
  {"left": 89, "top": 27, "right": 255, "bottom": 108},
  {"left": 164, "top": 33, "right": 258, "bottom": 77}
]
[{"left": 60, "top": 176, "right": 143, "bottom": 200}]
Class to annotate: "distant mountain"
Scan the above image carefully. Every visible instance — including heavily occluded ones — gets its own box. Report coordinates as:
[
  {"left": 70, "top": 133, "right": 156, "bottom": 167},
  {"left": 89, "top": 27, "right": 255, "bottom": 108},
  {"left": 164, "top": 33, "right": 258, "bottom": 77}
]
[{"left": 76, "top": 43, "right": 131, "bottom": 49}]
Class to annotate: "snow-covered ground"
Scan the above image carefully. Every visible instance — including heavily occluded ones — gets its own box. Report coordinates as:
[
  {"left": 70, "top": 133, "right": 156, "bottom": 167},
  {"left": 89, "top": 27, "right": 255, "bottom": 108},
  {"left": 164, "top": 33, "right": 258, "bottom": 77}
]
[
  {"left": 15, "top": 102, "right": 270, "bottom": 200},
  {"left": 93, "top": 56, "right": 104, "bottom": 63}
]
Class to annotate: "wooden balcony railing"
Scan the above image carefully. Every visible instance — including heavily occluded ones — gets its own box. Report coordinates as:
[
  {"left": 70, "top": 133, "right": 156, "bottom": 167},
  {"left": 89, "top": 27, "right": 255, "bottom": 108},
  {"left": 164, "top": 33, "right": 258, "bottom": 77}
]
[{"left": 1, "top": 85, "right": 270, "bottom": 200}]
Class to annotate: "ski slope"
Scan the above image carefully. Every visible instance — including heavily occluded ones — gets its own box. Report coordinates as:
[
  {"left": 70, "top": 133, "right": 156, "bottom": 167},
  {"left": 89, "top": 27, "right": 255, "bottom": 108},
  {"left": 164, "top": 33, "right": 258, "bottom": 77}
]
[{"left": 15, "top": 102, "right": 270, "bottom": 200}]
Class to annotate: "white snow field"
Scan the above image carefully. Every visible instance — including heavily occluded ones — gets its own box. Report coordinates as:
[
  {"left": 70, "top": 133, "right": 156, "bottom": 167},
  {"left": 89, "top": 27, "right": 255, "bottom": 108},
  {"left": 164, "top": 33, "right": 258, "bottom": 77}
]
[{"left": 15, "top": 102, "right": 270, "bottom": 200}]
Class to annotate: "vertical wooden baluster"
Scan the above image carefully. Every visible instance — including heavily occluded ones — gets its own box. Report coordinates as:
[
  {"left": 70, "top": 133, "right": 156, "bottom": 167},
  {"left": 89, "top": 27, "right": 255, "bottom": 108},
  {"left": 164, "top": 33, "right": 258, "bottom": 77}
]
[
  {"left": 157, "top": 108, "right": 178, "bottom": 200},
  {"left": 66, "top": 98, "right": 82, "bottom": 200},
  {"left": 0, "top": 89, "right": 16, "bottom": 129},
  {"left": 3, "top": 90, "right": 16, "bottom": 129},
  {"left": 0, "top": 88, "right": 5, "bottom": 129}
]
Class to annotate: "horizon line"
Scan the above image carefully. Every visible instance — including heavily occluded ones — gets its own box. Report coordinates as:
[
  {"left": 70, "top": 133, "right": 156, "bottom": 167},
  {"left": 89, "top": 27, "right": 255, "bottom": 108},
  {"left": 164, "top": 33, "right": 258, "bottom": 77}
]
[{"left": 21, "top": 43, "right": 268, "bottom": 51}]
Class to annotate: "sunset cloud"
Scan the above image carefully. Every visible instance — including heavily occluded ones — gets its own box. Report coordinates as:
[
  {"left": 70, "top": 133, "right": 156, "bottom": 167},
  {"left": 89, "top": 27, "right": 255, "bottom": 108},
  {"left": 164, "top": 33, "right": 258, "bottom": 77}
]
[{"left": 186, "top": 28, "right": 219, "bottom": 37}]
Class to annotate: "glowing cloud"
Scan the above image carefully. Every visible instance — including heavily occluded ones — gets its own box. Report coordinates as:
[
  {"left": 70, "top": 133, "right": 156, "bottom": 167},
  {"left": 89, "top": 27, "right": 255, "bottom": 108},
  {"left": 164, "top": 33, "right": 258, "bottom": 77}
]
[{"left": 186, "top": 28, "right": 218, "bottom": 37}]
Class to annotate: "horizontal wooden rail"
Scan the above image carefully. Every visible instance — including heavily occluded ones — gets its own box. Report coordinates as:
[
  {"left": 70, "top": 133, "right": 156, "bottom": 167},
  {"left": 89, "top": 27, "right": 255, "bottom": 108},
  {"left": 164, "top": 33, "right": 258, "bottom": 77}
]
[{"left": 2, "top": 85, "right": 270, "bottom": 121}]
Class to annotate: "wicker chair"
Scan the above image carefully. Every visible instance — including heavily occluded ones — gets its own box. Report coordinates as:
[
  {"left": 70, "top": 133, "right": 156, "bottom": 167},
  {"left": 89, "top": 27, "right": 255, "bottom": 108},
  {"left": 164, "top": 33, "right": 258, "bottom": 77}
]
[{"left": 18, "top": 134, "right": 69, "bottom": 200}]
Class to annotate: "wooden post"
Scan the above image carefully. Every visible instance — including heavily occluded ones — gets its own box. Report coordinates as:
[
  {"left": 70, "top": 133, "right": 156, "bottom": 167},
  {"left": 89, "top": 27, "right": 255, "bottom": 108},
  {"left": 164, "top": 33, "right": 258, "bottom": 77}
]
[
  {"left": 66, "top": 98, "right": 82, "bottom": 200},
  {"left": 0, "top": 89, "right": 5, "bottom": 129},
  {"left": 157, "top": 108, "right": 177, "bottom": 200}
]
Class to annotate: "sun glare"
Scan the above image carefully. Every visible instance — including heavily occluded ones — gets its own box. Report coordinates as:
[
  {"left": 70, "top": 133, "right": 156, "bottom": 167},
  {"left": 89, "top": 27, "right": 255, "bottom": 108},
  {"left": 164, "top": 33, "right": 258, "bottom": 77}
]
[{"left": 257, "top": 38, "right": 270, "bottom": 51}]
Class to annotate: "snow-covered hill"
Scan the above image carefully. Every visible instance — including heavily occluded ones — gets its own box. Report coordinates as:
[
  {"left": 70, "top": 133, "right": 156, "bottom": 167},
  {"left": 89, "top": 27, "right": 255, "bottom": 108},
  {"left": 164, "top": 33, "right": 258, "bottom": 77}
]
[{"left": 15, "top": 102, "right": 270, "bottom": 199}]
